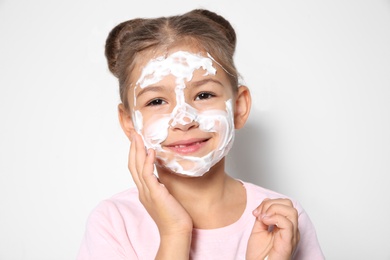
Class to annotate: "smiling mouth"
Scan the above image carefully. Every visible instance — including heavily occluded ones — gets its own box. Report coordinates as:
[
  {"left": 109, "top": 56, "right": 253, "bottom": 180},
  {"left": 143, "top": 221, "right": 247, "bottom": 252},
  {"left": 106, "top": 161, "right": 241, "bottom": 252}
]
[{"left": 164, "top": 138, "right": 210, "bottom": 155}]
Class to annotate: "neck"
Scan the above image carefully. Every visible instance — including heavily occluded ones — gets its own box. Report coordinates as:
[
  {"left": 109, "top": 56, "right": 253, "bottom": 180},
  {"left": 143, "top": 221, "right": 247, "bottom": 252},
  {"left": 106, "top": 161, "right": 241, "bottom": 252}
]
[
  {"left": 157, "top": 158, "right": 246, "bottom": 229},
  {"left": 157, "top": 159, "right": 228, "bottom": 205}
]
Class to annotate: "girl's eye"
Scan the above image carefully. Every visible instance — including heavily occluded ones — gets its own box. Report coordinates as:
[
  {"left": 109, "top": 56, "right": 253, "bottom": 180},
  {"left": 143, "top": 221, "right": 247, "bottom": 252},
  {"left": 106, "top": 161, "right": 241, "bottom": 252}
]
[
  {"left": 196, "top": 92, "right": 215, "bottom": 100},
  {"left": 146, "top": 98, "right": 166, "bottom": 106}
]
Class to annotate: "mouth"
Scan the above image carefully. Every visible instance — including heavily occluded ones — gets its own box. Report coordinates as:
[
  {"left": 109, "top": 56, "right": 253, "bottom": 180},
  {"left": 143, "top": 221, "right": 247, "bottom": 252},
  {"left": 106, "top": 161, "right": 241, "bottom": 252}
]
[{"left": 164, "top": 138, "right": 210, "bottom": 155}]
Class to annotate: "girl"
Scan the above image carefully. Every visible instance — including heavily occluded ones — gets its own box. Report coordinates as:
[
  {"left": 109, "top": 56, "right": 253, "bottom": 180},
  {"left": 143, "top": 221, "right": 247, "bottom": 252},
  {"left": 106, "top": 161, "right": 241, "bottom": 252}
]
[{"left": 77, "top": 9, "right": 324, "bottom": 260}]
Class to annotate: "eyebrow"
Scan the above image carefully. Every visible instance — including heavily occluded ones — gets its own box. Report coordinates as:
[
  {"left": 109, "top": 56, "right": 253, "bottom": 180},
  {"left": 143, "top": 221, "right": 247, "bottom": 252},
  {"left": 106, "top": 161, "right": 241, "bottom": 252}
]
[
  {"left": 136, "top": 78, "right": 223, "bottom": 98},
  {"left": 190, "top": 78, "right": 224, "bottom": 88},
  {"left": 136, "top": 86, "right": 165, "bottom": 98}
]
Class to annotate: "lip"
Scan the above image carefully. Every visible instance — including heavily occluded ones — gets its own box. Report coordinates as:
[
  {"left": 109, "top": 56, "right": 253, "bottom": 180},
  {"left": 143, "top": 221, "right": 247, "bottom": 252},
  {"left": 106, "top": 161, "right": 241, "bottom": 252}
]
[{"left": 164, "top": 138, "right": 210, "bottom": 155}]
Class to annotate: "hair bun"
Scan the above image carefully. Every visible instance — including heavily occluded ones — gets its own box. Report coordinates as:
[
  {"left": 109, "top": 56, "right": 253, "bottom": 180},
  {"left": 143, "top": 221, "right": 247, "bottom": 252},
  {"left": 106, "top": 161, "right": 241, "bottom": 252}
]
[
  {"left": 105, "top": 18, "right": 144, "bottom": 77},
  {"left": 190, "top": 9, "right": 236, "bottom": 48}
]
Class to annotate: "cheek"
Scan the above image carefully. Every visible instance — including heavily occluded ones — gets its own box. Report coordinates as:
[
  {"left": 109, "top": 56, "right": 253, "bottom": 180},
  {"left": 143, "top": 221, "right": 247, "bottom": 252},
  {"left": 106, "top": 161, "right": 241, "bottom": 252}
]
[
  {"left": 200, "top": 114, "right": 231, "bottom": 145},
  {"left": 140, "top": 114, "right": 171, "bottom": 149},
  {"left": 198, "top": 100, "right": 235, "bottom": 147},
  {"left": 197, "top": 110, "right": 231, "bottom": 133}
]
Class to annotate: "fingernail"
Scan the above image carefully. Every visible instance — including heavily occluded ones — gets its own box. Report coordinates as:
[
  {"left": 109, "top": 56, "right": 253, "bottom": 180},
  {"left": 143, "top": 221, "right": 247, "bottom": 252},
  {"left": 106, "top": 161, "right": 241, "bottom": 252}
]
[{"left": 261, "top": 213, "right": 269, "bottom": 219}]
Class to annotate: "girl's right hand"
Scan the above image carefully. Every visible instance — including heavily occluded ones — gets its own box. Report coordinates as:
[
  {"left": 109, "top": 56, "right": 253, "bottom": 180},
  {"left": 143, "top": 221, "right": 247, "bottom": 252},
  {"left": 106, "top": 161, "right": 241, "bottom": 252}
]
[{"left": 128, "top": 130, "right": 193, "bottom": 250}]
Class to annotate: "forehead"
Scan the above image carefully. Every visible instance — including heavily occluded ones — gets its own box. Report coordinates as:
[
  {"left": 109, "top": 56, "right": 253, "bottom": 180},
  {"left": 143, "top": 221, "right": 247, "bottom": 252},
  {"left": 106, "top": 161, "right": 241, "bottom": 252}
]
[
  {"left": 129, "top": 48, "right": 217, "bottom": 82},
  {"left": 133, "top": 50, "right": 217, "bottom": 88},
  {"left": 126, "top": 46, "right": 235, "bottom": 110}
]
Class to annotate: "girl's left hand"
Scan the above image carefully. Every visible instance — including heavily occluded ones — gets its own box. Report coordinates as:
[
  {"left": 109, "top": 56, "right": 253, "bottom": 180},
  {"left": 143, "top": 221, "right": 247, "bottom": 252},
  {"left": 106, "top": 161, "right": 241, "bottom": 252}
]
[{"left": 246, "top": 198, "right": 300, "bottom": 260}]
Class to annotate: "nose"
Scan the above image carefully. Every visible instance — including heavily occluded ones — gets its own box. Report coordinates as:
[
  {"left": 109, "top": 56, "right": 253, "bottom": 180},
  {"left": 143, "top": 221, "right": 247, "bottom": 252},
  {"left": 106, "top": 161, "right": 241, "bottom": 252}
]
[
  {"left": 169, "top": 105, "right": 199, "bottom": 131},
  {"left": 170, "top": 119, "right": 199, "bottom": 131}
]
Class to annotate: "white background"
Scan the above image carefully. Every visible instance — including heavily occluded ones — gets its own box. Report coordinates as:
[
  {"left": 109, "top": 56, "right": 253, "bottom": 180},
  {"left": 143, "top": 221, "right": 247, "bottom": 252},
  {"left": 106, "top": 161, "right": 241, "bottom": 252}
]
[{"left": 1, "top": 0, "right": 389, "bottom": 259}]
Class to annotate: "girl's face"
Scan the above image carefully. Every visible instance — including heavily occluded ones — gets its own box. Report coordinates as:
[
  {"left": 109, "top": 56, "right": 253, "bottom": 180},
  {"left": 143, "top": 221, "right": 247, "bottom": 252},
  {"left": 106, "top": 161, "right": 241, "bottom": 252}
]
[{"left": 127, "top": 48, "right": 236, "bottom": 177}]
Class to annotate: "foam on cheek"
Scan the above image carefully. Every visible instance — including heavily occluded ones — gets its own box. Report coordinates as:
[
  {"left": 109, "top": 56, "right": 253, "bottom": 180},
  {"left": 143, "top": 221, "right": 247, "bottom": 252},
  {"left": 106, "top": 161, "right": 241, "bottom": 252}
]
[
  {"left": 162, "top": 99, "right": 235, "bottom": 176},
  {"left": 142, "top": 115, "right": 170, "bottom": 149},
  {"left": 198, "top": 100, "right": 235, "bottom": 151},
  {"left": 132, "top": 51, "right": 234, "bottom": 177}
]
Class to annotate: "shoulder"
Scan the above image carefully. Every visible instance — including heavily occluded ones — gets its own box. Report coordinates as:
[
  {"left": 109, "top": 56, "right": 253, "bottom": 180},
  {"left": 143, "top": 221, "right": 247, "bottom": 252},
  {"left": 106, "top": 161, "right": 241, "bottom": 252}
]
[
  {"left": 82, "top": 187, "right": 155, "bottom": 244},
  {"left": 106, "top": 186, "right": 140, "bottom": 207},
  {"left": 78, "top": 187, "right": 158, "bottom": 259},
  {"left": 241, "top": 181, "right": 308, "bottom": 218},
  {"left": 242, "top": 181, "right": 301, "bottom": 205},
  {"left": 86, "top": 187, "right": 148, "bottom": 225},
  {"left": 243, "top": 181, "right": 289, "bottom": 198}
]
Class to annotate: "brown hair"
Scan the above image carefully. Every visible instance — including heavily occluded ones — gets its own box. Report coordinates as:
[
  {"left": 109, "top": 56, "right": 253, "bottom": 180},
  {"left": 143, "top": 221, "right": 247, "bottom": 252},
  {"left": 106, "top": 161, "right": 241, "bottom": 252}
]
[{"left": 105, "top": 9, "right": 239, "bottom": 109}]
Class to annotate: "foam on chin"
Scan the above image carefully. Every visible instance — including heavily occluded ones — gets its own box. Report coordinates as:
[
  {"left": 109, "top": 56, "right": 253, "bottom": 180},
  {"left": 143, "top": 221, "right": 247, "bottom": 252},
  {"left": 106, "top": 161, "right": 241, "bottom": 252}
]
[{"left": 132, "top": 51, "right": 235, "bottom": 177}]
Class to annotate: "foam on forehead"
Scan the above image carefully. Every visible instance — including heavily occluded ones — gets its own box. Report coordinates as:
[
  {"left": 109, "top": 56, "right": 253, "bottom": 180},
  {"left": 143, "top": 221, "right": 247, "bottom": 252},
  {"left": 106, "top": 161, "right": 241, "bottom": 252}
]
[{"left": 136, "top": 51, "right": 217, "bottom": 89}]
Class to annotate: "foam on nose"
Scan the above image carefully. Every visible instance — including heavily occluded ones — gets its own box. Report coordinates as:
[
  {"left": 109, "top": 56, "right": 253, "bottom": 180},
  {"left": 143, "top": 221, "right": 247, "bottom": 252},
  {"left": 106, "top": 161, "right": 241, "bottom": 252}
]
[{"left": 169, "top": 101, "right": 198, "bottom": 128}]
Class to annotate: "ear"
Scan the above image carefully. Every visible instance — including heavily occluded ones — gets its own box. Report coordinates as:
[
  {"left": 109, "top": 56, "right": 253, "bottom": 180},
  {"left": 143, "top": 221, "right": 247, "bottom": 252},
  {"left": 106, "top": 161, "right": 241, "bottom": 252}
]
[
  {"left": 234, "top": 85, "right": 251, "bottom": 129},
  {"left": 118, "top": 103, "right": 135, "bottom": 140}
]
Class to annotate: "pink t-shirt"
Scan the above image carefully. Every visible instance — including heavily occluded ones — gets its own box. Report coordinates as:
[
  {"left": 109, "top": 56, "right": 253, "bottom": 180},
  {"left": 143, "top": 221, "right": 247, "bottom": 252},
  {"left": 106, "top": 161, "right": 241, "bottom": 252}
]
[{"left": 77, "top": 181, "right": 324, "bottom": 259}]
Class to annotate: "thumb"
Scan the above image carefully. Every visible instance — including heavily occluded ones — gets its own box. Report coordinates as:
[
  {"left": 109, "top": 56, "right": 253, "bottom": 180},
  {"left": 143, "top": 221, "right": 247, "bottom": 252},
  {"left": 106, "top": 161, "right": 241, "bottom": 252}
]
[{"left": 252, "top": 210, "right": 270, "bottom": 232}]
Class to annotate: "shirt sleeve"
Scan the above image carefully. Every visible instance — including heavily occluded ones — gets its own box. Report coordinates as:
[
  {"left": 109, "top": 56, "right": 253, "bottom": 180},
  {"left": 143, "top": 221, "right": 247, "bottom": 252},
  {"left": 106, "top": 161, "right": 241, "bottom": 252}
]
[
  {"left": 76, "top": 200, "right": 138, "bottom": 260},
  {"left": 293, "top": 201, "right": 325, "bottom": 260}
]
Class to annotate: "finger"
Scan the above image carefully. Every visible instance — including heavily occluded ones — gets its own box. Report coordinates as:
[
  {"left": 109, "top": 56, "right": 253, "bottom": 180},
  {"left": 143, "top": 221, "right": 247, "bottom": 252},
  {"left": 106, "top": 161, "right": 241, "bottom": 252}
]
[
  {"left": 260, "top": 198, "right": 294, "bottom": 213},
  {"left": 261, "top": 212, "right": 294, "bottom": 230},
  {"left": 142, "top": 149, "right": 162, "bottom": 192},
  {"left": 261, "top": 214, "right": 297, "bottom": 247},
  {"left": 251, "top": 214, "right": 270, "bottom": 233},
  {"left": 252, "top": 198, "right": 270, "bottom": 217},
  {"left": 258, "top": 199, "right": 297, "bottom": 228},
  {"left": 261, "top": 203, "right": 299, "bottom": 231},
  {"left": 142, "top": 149, "right": 158, "bottom": 185},
  {"left": 128, "top": 133, "right": 142, "bottom": 189},
  {"left": 263, "top": 214, "right": 297, "bottom": 256},
  {"left": 253, "top": 198, "right": 294, "bottom": 219},
  {"left": 133, "top": 132, "right": 150, "bottom": 192},
  {"left": 134, "top": 133, "right": 147, "bottom": 173},
  {"left": 261, "top": 204, "right": 300, "bottom": 248},
  {"left": 251, "top": 198, "right": 271, "bottom": 232},
  {"left": 253, "top": 198, "right": 299, "bottom": 234}
]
